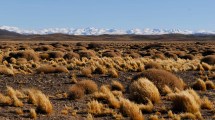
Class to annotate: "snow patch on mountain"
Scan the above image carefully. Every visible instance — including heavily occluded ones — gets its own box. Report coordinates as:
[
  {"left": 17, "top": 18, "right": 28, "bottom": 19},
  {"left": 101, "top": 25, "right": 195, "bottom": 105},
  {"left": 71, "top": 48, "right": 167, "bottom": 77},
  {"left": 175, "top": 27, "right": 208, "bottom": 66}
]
[{"left": 0, "top": 25, "right": 215, "bottom": 35}]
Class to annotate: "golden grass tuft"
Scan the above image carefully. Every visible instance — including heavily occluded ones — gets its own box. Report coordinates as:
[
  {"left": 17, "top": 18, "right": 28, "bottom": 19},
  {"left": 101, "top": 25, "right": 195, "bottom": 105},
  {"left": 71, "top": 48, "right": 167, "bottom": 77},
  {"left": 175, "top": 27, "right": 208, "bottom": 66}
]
[
  {"left": 86, "top": 114, "right": 94, "bottom": 120},
  {"left": 111, "top": 80, "right": 124, "bottom": 91},
  {"left": 48, "top": 51, "right": 64, "bottom": 58},
  {"left": 179, "top": 112, "right": 196, "bottom": 120},
  {"left": 0, "top": 65, "right": 14, "bottom": 76},
  {"left": 186, "top": 89, "right": 201, "bottom": 105},
  {"left": 36, "top": 65, "right": 69, "bottom": 74},
  {"left": 192, "top": 79, "right": 206, "bottom": 91},
  {"left": 100, "top": 85, "right": 120, "bottom": 109},
  {"left": 119, "top": 97, "right": 144, "bottom": 120},
  {"left": 201, "top": 55, "right": 215, "bottom": 65},
  {"left": 29, "top": 108, "right": 37, "bottom": 119},
  {"left": 108, "top": 68, "right": 119, "bottom": 78},
  {"left": 0, "top": 93, "right": 13, "bottom": 105},
  {"left": 138, "top": 98, "right": 154, "bottom": 112},
  {"left": 94, "top": 65, "right": 107, "bottom": 74},
  {"left": 14, "top": 50, "right": 39, "bottom": 62},
  {"left": 162, "top": 85, "right": 173, "bottom": 95},
  {"left": 168, "top": 90, "right": 200, "bottom": 113},
  {"left": 68, "top": 85, "right": 85, "bottom": 100},
  {"left": 129, "top": 78, "right": 160, "bottom": 104},
  {"left": 205, "top": 80, "right": 215, "bottom": 90},
  {"left": 26, "top": 89, "right": 53, "bottom": 114},
  {"left": 87, "top": 100, "right": 113, "bottom": 116},
  {"left": 148, "top": 115, "right": 159, "bottom": 120},
  {"left": 36, "top": 92, "right": 53, "bottom": 114},
  {"left": 77, "top": 80, "right": 98, "bottom": 94},
  {"left": 7, "top": 86, "right": 23, "bottom": 107},
  {"left": 64, "top": 52, "right": 80, "bottom": 59},
  {"left": 81, "top": 67, "right": 93, "bottom": 78},
  {"left": 201, "top": 97, "right": 213, "bottom": 110},
  {"left": 71, "top": 73, "right": 78, "bottom": 84},
  {"left": 144, "top": 62, "right": 162, "bottom": 70},
  {"left": 15, "top": 108, "right": 24, "bottom": 115},
  {"left": 201, "top": 62, "right": 212, "bottom": 71},
  {"left": 133, "top": 69, "right": 186, "bottom": 92}
]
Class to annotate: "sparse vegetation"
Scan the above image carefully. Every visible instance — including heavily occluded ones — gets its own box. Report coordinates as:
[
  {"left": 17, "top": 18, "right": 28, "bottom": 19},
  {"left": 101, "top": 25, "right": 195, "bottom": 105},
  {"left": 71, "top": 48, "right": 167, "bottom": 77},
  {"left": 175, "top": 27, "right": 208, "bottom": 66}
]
[{"left": 0, "top": 41, "right": 215, "bottom": 119}]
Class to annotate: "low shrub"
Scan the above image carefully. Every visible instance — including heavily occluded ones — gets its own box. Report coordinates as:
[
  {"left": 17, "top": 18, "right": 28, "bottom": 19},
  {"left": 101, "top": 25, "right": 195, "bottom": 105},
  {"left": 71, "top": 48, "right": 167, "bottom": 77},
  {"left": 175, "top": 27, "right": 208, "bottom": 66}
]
[
  {"left": 201, "top": 55, "right": 215, "bottom": 65},
  {"left": 77, "top": 80, "right": 98, "bottom": 94},
  {"left": 192, "top": 79, "right": 206, "bottom": 91},
  {"left": 133, "top": 69, "right": 186, "bottom": 93},
  {"left": 168, "top": 90, "right": 200, "bottom": 113},
  {"left": 129, "top": 78, "right": 160, "bottom": 104},
  {"left": 68, "top": 85, "right": 85, "bottom": 100},
  {"left": 144, "top": 62, "right": 162, "bottom": 70},
  {"left": 64, "top": 52, "right": 80, "bottom": 59},
  {"left": 36, "top": 65, "right": 69, "bottom": 74}
]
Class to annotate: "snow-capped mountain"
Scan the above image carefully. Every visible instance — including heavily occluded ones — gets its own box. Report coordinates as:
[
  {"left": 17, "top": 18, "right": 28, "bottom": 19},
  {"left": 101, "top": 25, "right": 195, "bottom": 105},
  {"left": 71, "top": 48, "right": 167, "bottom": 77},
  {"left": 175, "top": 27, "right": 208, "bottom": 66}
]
[{"left": 0, "top": 26, "right": 215, "bottom": 35}]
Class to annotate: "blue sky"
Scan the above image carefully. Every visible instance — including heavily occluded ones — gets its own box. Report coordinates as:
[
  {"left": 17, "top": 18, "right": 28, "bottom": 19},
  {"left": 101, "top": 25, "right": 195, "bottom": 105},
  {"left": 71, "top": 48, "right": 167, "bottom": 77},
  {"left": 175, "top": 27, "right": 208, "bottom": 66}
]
[{"left": 0, "top": 0, "right": 215, "bottom": 30}]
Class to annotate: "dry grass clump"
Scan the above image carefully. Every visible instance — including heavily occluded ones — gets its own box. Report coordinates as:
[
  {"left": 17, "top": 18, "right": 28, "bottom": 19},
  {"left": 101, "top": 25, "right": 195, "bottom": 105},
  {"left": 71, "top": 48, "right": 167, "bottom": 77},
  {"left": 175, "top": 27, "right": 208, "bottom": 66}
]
[
  {"left": 26, "top": 89, "right": 53, "bottom": 114},
  {"left": 0, "top": 65, "right": 14, "bottom": 76},
  {"left": 7, "top": 86, "right": 23, "bottom": 107},
  {"left": 64, "top": 52, "right": 80, "bottom": 59},
  {"left": 181, "top": 54, "right": 195, "bottom": 60},
  {"left": 79, "top": 50, "right": 97, "bottom": 58},
  {"left": 108, "top": 68, "right": 119, "bottom": 78},
  {"left": 94, "top": 64, "right": 107, "bottom": 74},
  {"left": 205, "top": 80, "right": 215, "bottom": 90},
  {"left": 68, "top": 85, "right": 85, "bottom": 100},
  {"left": 16, "top": 58, "right": 28, "bottom": 64},
  {"left": 201, "top": 55, "right": 215, "bottom": 65},
  {"left": 164, "top": 52, "right": 178, "bottom": 60},
  {"left": 119, "top": 97, "right": 144, "bottom": 120},
  {"left": 201, "top": 62, "right": 212, "bottom": 71},
  {"left": 168, "top": 90, "right": 200, "bottom": 113},
  {"left": 192, "top": 79, "right": 206, "bottom": 91},
  {"left": 162, "top": 85, "right": 173, "bottom": 95},
  {"left": 39, "top": 53, "right": 49, "bottom": 60},
  {"left": 144, "top": 62, "right": 162, "bottom": 70},
  {"left": 87, "top": 100, "right": 113, "bottom": 116},
  {"left": 152, "top": 53, "right": 166, "bottom": 60},
  {"left": 10, "top": 50, "right": 39, "bottom": 62},
  {"left": 70, "top": 73, "right": 78, "bottom": 84},
  {"left": 201, "top": 97, "right": 213, "bottom": 109},
  {"left": 138, "top": 98, "right": 154, "bottom": 112},
  {"left": 133, "top": 69, "right": 186, "bottom": 93},
  {"left": 100, "top": 85, "right": 121, "bottom": 108},
  {"left": 77, "top": 80, "right": 98, "bottom": 94},
  {"left": 179, "top": 112, "right": 196, "bottom": 119},
  {"left": 129, "top": 78, "right": 160, "bottom": 104},
  {"left": 36, "top": 65, "right": 69, "bottom": 74},
  {"left": 102, "top": 51, "right": 120, "bottom": 57},
  {"left": 0, "top": 93, "right": 12, "bottom": 105},
  {"left": 111, "top": 80, "right": 124, "bottom": 91},
  {"left": 48, "top": 51, "right": 64, "bottom": 58},
  {"left": 29, "top": 108, "right": 37, "bottom": 119},
  {"left": 15, "top": 108, "right": 24, "bottom": 115},
  {"left": 35, "top": 45, "right": 54, "bottom": 51},
  {"left": 68, "top": 80, "right": 98, "bottom": 99},
  {"left": 148, "top": 115, "right": 159, "bottom": 120},
  {"left": 81, "top": 67, "right": 93, "bottom": 78}
]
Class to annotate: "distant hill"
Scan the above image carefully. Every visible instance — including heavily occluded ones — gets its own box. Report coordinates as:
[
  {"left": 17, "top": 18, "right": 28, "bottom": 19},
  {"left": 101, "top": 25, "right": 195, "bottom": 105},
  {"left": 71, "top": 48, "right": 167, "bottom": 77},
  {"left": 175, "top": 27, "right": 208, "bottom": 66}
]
[{"left": 0, "top": 29, "right": 21, "bottom": 36}]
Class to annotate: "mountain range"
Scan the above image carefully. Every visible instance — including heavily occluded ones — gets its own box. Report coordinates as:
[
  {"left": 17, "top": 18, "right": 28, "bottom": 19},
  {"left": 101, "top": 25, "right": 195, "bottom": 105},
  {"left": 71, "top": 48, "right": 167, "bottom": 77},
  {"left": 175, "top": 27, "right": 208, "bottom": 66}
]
[{"left": 0, "top": 26, "right": 215, "bottom": 35}]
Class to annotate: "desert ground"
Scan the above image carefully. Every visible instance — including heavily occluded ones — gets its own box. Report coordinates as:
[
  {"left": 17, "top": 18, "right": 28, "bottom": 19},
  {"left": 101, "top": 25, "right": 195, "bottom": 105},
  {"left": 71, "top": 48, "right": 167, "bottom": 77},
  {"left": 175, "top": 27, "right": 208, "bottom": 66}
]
[{"left": 0, "top": 35, "right": 215, "bottom": 120}]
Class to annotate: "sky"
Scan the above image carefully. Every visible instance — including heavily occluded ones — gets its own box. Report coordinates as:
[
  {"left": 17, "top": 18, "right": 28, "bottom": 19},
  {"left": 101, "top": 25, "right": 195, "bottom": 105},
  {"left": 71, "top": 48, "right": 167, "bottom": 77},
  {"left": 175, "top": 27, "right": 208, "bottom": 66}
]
[{"left": 0, "top": 0, "right": 215, "bottom": 30}]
